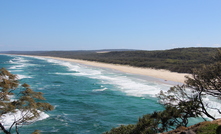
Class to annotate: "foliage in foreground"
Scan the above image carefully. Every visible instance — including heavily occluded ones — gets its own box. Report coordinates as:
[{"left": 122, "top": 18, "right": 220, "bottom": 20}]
[
  {"left": 105, "top": 50, "right": 221, "bottom": 134},
  {"left": 158, "top": 50, "right": 221, "bottom": 129},
  {"left": 0, "top": 68, "right": 54, "bottom": 134},
  {"left": 104, "top": 105, "right": 202, "bottom": 134}
]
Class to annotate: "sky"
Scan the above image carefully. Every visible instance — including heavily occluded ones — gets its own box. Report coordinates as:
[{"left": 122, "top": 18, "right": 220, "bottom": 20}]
[{"left": 0, "top": 0, "right": 221, "bottom": 51}]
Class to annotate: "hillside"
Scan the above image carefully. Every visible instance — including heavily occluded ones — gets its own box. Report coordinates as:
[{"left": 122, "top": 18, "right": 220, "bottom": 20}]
[{"left": 1, "top": 47, "right": 220, "bottom": 73}]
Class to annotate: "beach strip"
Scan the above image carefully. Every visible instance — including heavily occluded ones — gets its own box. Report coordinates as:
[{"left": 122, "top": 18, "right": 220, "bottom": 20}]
[
  {"left": 32, "top": 55, "right": 190, "bottom": 83},
  {"left": 0, "top": 54, "right": 190, "bottom": 83}
]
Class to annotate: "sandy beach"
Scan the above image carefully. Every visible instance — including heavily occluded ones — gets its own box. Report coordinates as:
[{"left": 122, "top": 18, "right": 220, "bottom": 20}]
[
  {"left": 23, "top": 55, "right": 190, "bottom": 84},
  {"left": 0, "top": 54, "right": 190, "bottom": 83}
]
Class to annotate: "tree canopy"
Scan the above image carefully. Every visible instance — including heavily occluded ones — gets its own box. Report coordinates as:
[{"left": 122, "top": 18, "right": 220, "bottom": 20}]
[{"left": 0, "top": 68, "right": 54, "bottom": 134}]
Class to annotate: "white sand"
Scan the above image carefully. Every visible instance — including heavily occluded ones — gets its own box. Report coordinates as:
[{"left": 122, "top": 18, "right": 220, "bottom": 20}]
[
  {"left": 31, "top": 56, "right": 190, "bottom": 83},
  {"left": 1, "top": 54, "right": 190, "bottom": 83}
]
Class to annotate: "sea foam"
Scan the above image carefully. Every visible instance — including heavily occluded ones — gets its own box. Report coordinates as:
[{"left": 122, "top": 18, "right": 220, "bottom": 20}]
[
  {"left": 39, "top": 57, "right": 171, "bottom": 98},
  {"left": 17, "top": 74, "right": 32, "bottom": 79},
  {"left": 0, "top": 109, "right": 49, "bottom": 129}
]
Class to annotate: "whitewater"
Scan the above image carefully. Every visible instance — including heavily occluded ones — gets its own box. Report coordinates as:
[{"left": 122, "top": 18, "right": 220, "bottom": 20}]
[{"left": 0, "top": 54, "right": 220, "bottom": 134}]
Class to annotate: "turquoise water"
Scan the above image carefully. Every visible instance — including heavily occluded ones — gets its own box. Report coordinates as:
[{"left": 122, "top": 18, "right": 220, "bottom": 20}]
[{"left": 0, "top": 54, "right": 175, "bottom": 133}]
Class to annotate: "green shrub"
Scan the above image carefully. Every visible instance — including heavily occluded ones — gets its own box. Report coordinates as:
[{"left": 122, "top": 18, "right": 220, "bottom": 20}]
[{"left": 103, "top": 124, "right": 136, "bottom": 134}]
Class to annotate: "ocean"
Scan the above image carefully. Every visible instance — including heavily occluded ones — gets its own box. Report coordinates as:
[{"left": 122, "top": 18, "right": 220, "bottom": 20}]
[{"left": 0, "top": 54, "right": 219, "bottom": 134}]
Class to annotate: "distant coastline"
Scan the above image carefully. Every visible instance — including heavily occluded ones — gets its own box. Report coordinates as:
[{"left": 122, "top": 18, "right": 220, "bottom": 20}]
[
  {"left": 48, "top": 56, "right": 190, "bottom": 83},
  {"left": 1, "top": 47, "right": 217, "bottom": 74},
  {"left": 2, "top": 54, "right": 190, "bottom": 84}
]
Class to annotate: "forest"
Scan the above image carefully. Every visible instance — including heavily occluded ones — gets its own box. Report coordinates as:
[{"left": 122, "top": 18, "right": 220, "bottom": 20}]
[{"left": 2, "top": 47, "right": 220, "bottom": 73}]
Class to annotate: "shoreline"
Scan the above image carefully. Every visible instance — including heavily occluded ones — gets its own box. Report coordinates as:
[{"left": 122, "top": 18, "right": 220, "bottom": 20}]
[
  {"left": 1, "top": 54, "right": 190, "bottom": 84},
  {"left": 15, "top": 54, "right": 189, "bottom": 84}
]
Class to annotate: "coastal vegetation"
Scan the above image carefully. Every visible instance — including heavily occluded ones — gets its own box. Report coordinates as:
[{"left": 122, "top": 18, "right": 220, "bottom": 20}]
[
  {"left": 0, "top": 68, "right": 54, "bottom": 134},
  {"left": 104, "top": 50, "right": 221, "bottom": 133},
  {"left": 2, "top": 47, "right": 219, "bottom": 73}
]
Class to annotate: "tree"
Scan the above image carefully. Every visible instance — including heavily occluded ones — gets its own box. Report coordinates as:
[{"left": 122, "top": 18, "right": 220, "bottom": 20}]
[
  {"left": 105, "top": 50, "right": 221, "bottom": 134},
  {"left": 105, "top": 104, "right": 200, "bottom": 134},
  {"left": 159, "top": 50, "right": 221, "bottom": 121},
  {"left": 160, "top": 50, "right": 221, "bottom": 121},
  {"left": 0, "top": 68, "right": 54, "bottom": 134}
]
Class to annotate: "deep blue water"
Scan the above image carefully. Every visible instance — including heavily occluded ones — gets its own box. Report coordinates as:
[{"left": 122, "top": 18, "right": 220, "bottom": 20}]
[{"left": 0, "top": 54, "right": 178, "bottom": 133}]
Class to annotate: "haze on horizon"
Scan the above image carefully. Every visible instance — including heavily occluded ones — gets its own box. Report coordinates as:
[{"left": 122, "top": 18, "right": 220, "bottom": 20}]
[{"left": 0, "top": 0, "right": 221, "bottom": 51}]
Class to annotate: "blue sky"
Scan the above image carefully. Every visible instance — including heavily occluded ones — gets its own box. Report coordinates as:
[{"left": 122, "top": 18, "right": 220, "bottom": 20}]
[{"left": 0, "top": 0, "right": 221, "bottom": 51}]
